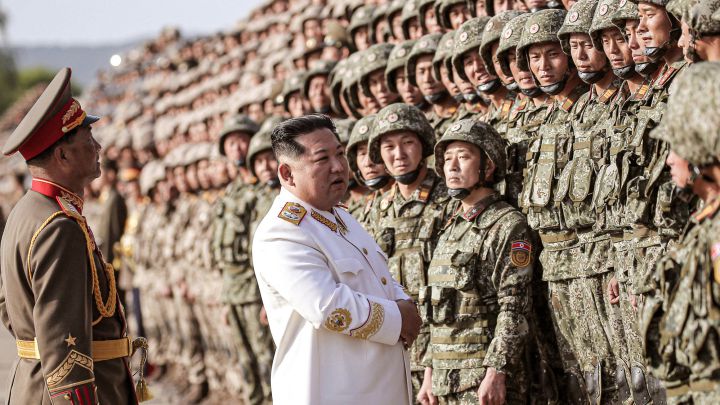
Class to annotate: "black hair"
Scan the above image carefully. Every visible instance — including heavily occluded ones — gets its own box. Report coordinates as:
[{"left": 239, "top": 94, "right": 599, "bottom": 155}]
[
  {"left": 271, "top": 114, "right": 339, "bottom": 159},
  {"left": 26, "top": 128, "right": 79, "bottom": 167}
]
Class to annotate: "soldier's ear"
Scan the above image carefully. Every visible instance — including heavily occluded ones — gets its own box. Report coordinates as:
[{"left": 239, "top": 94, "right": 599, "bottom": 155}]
[
  {"left": 484, "top": 159, "right": 496, "bottom": 182},
  {"left": 279, "top": 163, "right": 294, "bottom": 186}
]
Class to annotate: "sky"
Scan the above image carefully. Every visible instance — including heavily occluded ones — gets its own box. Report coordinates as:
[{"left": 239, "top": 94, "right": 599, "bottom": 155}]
[{"left": 2, "top": 0, "right": 265, "bottom": 46}]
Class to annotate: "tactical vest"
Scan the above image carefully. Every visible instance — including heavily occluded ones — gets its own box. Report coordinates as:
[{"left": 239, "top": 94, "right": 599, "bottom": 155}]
[
  {"left": 211, "top": 180, "right": 255, "bottom": 270},
  {"left": 505, "top": 98, "right": 548, "bottom": 209}
]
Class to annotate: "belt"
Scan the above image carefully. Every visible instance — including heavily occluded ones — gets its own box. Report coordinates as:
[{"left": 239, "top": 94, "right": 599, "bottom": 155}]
[
  {"left": 17, "top": 337, "right": 133, "bottom": 361},
  {"left": 539, "top": 230, "right": 577, "bottom": 244}
]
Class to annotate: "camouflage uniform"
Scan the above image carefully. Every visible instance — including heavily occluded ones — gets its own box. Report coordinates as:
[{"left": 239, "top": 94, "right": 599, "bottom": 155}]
[
  {"left": 516, "top": 10, "right": 592, "bottom": 404},
  {"left": 425, "top": 119, "right": 534, "bottom": 404},
  {"left": 346, "top": 114, "right": 383, "bottom": 228},
  {"left": 368, "top": 103, "right": 458, "bottom": 394},
  {"left": 648, "top": 62, "right": 720, "bottom": 404}
]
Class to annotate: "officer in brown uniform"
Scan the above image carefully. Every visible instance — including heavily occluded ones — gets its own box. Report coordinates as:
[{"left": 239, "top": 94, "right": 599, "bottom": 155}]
[{"left": 0, "top": 68, "right": 145, "bottom": 404}]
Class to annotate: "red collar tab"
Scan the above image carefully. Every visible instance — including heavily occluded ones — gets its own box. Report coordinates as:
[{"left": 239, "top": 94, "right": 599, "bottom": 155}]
[
  {"left": 19, "top": 98, "right": 87, "bottom": 161},
  {"left": 31, "top": 178, "right": 84, "bottom": 214}
]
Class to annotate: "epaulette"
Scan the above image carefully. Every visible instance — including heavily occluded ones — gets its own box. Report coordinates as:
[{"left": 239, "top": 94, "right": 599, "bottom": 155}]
[
  {"left": 597, "top": 86, "right": 618, "bottom": 104},
  {"left": 500, "top": 99, "right": 513, "bottom": 119},
  {"left": 56, "top": 196, "right": 83, "bottom": 221},
  {"left": 278, "top": 202, "right": 306, "bottom": 225},
  {"left": 632, "top": 83, "right": 651, "bottom": 101},
  {"left": 509, "top": 97, "right": 529, "bottom": 121},
  {"left": 417, "top": 176, "right": 434, "bottom": 203}
]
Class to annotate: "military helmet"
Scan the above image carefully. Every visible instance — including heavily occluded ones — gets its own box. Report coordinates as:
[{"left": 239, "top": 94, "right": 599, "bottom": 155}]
[
  {"left": 516, "top": 9, "right": 567, "bottom": 71},
  {"left": 246, "top": 124, "right": 277, "bottom": 175},
  {"left": 334, "top": 118, "right": 356, "bottom": 146},
  {"left": 714, "top": 2, "right": 720, "bottom": 18},
  {"left": 386, "top": 0, "right": 407, "bottom": 39},
  {"left": 385, "top": 40, "right": 417, "bottom": 94},
  {"left": 282, "top": 70, "right": 308, "bottom": 111},
  {"left": 434, "top": 119, "right": 507, "bottom": 182},
  {"left": 558, "top": 0, "right": 600, "bottom": 54},
  {"left": 371, "top": 3, "right": 391, "bottom": 43},
  {"left": 406, "top": 33, "right": 444, "bottom": 87},
  {"left": 401, "top": 0, "right": 423, "bottom": 39},
  {"left": 349, "top": 5, "right": 376, "bottom": 39},
  {"left": 330, "top": 59, "right": 350, "bottom": 117},
  {"left": 434, "top": 31, "right": 457, "bottom": 82},
  {"left": 368, "top": 103, "right": 435, "bottom": 164},
  {"left": 419, "top": 0, "right": 439, "bottom": 32},
  {"left": 480, "top": 11, "right": 527, "bottom": 76},
  {"left": 651, "top": 62, "right": 720, "bottom": 166},
  {"left": 218, "top": 114, "right": 260, "bottom": 156},
  {"left": 589, "top": 0, "right": 623, "bottom": 50},
  {"left": 300, "top": 5, "right": 324, "bottom": 30},
  {"left": 629, "top": 0, "right": 671, "bottom": 7},
  {"left": 303, "top": 60, "right": 338, "bottom": 99},
  {"left": 497, "top": 14, "right": 532, "bottom": 77},
  {"left": 687, "top": 0, "right": 720, "bottom": 34},
  {"left": 452, "top": 17, "right": 491, "bottom": 81},
  {"left": 324, "top": 20, "right": 352, "bottom": 51},
  {"left": 436, "top": 0, "right": 470, "bottom": 29},
  {"left": 468, "top": 0, "right": 495, "bottom": 17},
  {"left": 610, "top": 0, "right": 640, "bottom": 29},
  {"left": 346, "top": 114, "right": 377, "bottom": 174},
  {"left": 360, "top": 44, "right": 395, "bottom": 97},
  {"left": 341, "top": 52, "right": 365, "bottom": 118},
  {"left": 139, "top": 160, "right": 166, "bottom": 196}
]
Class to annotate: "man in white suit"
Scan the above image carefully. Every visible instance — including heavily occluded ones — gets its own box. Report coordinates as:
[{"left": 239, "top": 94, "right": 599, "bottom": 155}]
[{"left": 252, "top": 114, "right": 422, "bottom": 405}]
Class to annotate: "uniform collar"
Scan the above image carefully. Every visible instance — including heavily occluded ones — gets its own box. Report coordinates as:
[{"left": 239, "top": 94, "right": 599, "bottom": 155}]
[{"left": 31, "top": 178, "right": 84, "bottom": 213}]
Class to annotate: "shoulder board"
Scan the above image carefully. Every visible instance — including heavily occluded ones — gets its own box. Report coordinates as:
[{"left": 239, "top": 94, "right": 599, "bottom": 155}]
[
  {"left": 633, "top": 83, "right": 651, "bottom": 101},
  {"left": 500, "top": 99, "right": 513, "bottom": 118},
  {"left": 598, "top": 86, "right": 618, "bottom": 104},
  {"left": 335, "top": 202, "right": 349, "bottom": 211},
  {"left": 278, "top": 202, "right": 306, "bottom": 225},
  {"left": 55, "top": 196, "right": 83, "bottom": 221},
  {"left": 560, "top": 87, "right": 587, "bottom": 112},
  {"left": 418, "top": 175, "right": 436, "bottom": 203}
]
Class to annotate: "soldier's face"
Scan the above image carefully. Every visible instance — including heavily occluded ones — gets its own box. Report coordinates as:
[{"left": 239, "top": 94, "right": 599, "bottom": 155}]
[
  {"left": 185, "top": 163, "right": 199, "bottom": 191},
  {"left": 528, "top": 42, "right": 570, "bottom": 86},
  {"left": 507, "top": 48, "right": 536, "bottom": 90},
  {"left": 358, "top": 87, "right": 381, "bottom": 114},
  {"left": 396, "top": 70, "right": 425, "bottom": 105},
  {"left": 423, "top": 7, "right": 443, "bottom": 34},
  {"left": 666, "top": 150, "right": 693, "bottom": 188},
  {"left": 253, "top": 150, "right": 279, "bottom": 184},
  {"left": 309, "top": 75, "right": 332, "bottom": 112},
  {"left": 455, "top": 75, "right": 477, "bottom": 95},
  {"left": 440, "top": 65, "right": 461, "bottom": 96},
  {"left": 392, "top": 14, "right": 405, "bottom": 40},
  {"left": 223, "top": 132, "right": 252, "bottom": 163},
  {"left": 304, "top": 19, "right": 323, "bottom": 42},
  {"left": 368, "top": 69, "right": 400, "bottom": 107},
  {"left": 197, "top": 160, "right": 212, "bottom": 190},
  {"left": 416, "top": 56, "right": 445, "bottom": 96},
  {"left": 67, "top": 126, "right": 102, "bottom": 183},
  {"left": 248, "top": 103, "right": 265, "bottom": 125},
  {"left": 379, "top": 131, "right": 425, "bottom": 175},
  {"left": 678, "top": 20, "right": 693, "bottom": 62},
  {"left": 449, "top": 4, "right": 471, "bottom": 29},
  {"left": 356, "top": 142, "right": 388, "bottom": 182},
  {"left": 444, "top": 141, "right": 490, "bottom": 189},
  {"left": 491, "top": 42, "right": 515, "bottom": 85},
  {"left": 173, "top": 166, "right": 188, "bottom": 193},
  {"left": 494, "top": 0, "right": 514, "bottom": 13},
  {"left": 279, "top": 128, "right": 349, "bottom": 210},
  {"left": 638, "top": 3, "right": 673, "bottom": 49},
  {"left": 569, "top": 33, "right": 608, "bottom": 73},
  {"left": 354, "top": 27, "right": 371, "bottom": 51},
  {"left": 475, "top": 0, "right": 489, "bottom": 17},
  {"left": 375, "top": 20, "right": 390, "bottom": 43},
  {"left": 463, "top": 51, "right": 495, "bottom": 87},
  {"left": 562, "top": 0, "right": 577, "bottom": 9},
  {"left": 601, "top": 28, "right": 634, "bottom": 70},
  {"left": 625, "top": 19, "right": 651, "bottom": 63},
  {"left": 408, "top": 18, "right": 424, "bottom": 39},
  {"left": 288, "top": 92, "right": 308, "bottom": 118}
]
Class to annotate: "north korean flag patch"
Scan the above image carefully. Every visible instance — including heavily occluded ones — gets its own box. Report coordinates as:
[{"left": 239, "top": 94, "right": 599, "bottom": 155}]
[{"left": 510, "top": 240, "right": 532, "bottom": 267}]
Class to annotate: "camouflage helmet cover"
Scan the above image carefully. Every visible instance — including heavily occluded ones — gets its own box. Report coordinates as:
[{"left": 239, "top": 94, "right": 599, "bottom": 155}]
[
  {"left": 610, "top": 0, "right": 640, "bottom": 28},
  {"left": 434, "top": 119, "right": 507, "bottom": 182},
  {"left": 368, "top": 103, "right": 436, "bottom": 164},
  {"left": 557, "top": 0, "right": 600, "bottom": 54},
  {"left": 480, "top": 11, "right": 527, "bottom": 76},
  {"left": 590, "top": 0, "right": 624, "bottom": 50},
  {"left": 406, "top": 33, "right": 443, "bottom": 87},
  {"left": 346, "top": 114, "right": 377, "bottom": 174},
  {"left": 246, "top": 125, "right": 277, "bottom": 175},
  {"left": 714, "top": 1, "right": 720, "bottom": 18},
  {"left": 334, "top": 117, "right": 356, "bottom": 145},
  {"left": 218, "top": 114, "right": 260, "bottom": 156},
  {"left": 497, "top": 13, "right": 532, "bottom": 77},
  {"left": 330, "top": 59, "right": 350, "bottom": 116},
  {"left": 401, "top": 0, "right": 422, "bottom": 39},
  {"left": 303, "top": 60, "right": 338, "bottom": 98},
  {"left": 451, "top": 17, "right": 491, "bottom": 81},
  {"left": 283, "top": 70, "right": 308, "bottom": 111},
  {"left": 434, "top": 31, "right": 457, "bottom": 82},
  {"left": 436, "top": 0, "right": 470, "bottom": 29},
  {"left": 360, "top": 44, "right": 395, "bottom": 97},
  {"left": 349, "top": 5, "right": 377, "bottom": 36},
  {"left": 419, "top": 0, "right": 439, "bottom": 32},
  {"left": 386, "top": 40, "right": 418, "bottom": 93},
  {"left": 687, "top": 0, "right": 720, "bottom": 34},
  {"left": 516, "top": 9, "right": 567, "bottom": 71}
]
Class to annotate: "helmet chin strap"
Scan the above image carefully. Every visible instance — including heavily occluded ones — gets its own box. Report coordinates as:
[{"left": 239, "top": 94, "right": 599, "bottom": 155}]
[
  {"left": 453, "top": 93, "right": 466, "bottom": 103},
  {"left": 539, "top": 74, "right": 569, "bottom": 95},
  {"left": 635, "top": 61, "right": 660, "bottom": 77},
  {"left": 235, "top": 158, "right": 246, "bottom": 167},
  {"left": 447, "top": 154, "right": 487, "bottom": 200},
  {"left": 644, "top": 26, "right": 681, "bottom": 61},
  {"left": 613, "top": 65, "right": 636, "bottom": 80},
  {"left": 520, "top": 86, "right": 544, "bottom": 97},
  {"left": 505, "top": 81, "right": 519, "bottom": 92},
  {"left": 463, "top": 92, "right": 481, "bottom": 103},
  {"left": 267, "top": 178, "right": 280, "bottom": 188},
  {"left": 578, "top": 70, "right": 606, "bottom": 84},
  {"left": 315, "top": 105, "right": 332, "bottom": 114},
  {"left": 364, "top": 174, "right": 391, "bottom": 190},
  {"left": 476, "top": 78, "right": 502, "bottom": 94},
  {"left": 424, "top": 90, "right": 450, "bottom": 104},
  {"left": 393, "top": 168, "right": 422, "bottom": 185}
]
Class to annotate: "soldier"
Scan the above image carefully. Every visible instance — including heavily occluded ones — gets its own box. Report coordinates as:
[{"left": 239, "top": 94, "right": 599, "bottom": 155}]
[
  {"left": 386, "top": 39, "right": 427, "bottom": 108},
  {"left": 402, "top": 0, "right": 426, "bottom": 40},
  {"left": 303, "top": 59, "right": 337, "bottom": 115},
  {"left": 434, "top": 31, "right": 466, "bottom": 106},
  {"left": 0, "top": 68, "right": 142, "bottom": 404},
  {"left": 367, "top": 102, "right": 457, "bottom": 398},
  {"left": 419, "top": 0, "right": 446, "bottom": 34},
  {"left": 679, "top": 0, "right": 720, "bottom": 61},
  {"left": 407, "top": 33, "right": 459, "bottom": 138},
  {"left": 349, "top": 5, "right": 376, "bottom": 51},
  {"left": 437, "top": 0, "right": 475, "bottom": 30},
  {"left": 388, "top": 0, "right": 408, "bottom": 42},
  {"left": 650, "top": 62, "right": 720, "bottom": 404},
  {"left": 516, "top": 9, "right": 590, "bottom": 404},
  {"left": 329, "top": 59, "right": 354, "bottom": 118},
  {"left": 372, "top": 4, "right": 392, "bottom": 45},
  {"left": 418, "top": 119, "right": 534, "bottom": 405},
  {"left": 283, "top": 70, "right": 311, "bottom": 118},
  {"left": 359, "top": 43, "right": 402, "bottom": 108}
]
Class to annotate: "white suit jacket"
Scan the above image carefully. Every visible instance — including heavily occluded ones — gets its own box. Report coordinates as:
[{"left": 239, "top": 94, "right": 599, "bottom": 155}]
[{"left": 253, "top": 188, "right": 412, "bottom": 405}]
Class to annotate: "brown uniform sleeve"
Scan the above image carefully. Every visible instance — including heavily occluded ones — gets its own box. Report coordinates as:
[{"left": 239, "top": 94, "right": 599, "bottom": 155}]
[{"left": 30, "top": 216, "right": 98, "bottom": 405}]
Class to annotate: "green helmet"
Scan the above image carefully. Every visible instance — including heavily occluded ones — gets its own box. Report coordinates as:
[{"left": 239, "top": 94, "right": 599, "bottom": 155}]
[
  {"left": 452, "top": 17, "right": 491, "bottom": 82},
  {"left": 360, "top": 44, "right": 395, "bottom": 97},
  {"left": 282, "top": 70, "right": 308, "bottom": 111},
  {"left": 386, "top": 40, "right": 418, "bottom": 93},
  {"left": 386, "top": 0, "right": 406, "bottom": 40},
  {"left": 434, "top": 119, "right": 507, "bottom": 183},
  {"left": 630, "top": 0, "right": 671, "bottom": 7},
  {"left": 687, "top": 0, "right": 720, "bottom": 34},
  {"left": 368, "top": 103, "right": 435, "bottom": 164},
  {"left": 434, "top": 31, "right": 457, "bottom": 82},
  {"left": 218, "top": 115, "right": 260, "bottom": 156},
  {"left": 330, "top": 59, "right": 350, "bottom": 117},
  {"left": 334, "top": 118, "right": 356, "bottom": 145},
  {"left": 247, "top": 123, "right": 277, "bottom": 175},
  {"left": 401, "top": 0, "right": 422, "bottom": 39},
  {"left": 406, "top": 33, "right": 443, "bottom": 87},
  {"left": 558, "top": 0, "right": 600, "bottom": 55},
  {"left": 517, "top": 9, "right": 567, "bottom": 71},
  {"left": 303, "top": 60, "right": 338, "bottom": 99},
  {"left": 436, "top": 0, "right": 470, "bottom": 29},
  {"left": 480, "top": 11, "right": 527, "bottom": 76},
  {"left": 371, "top": 3, "right": 391, "bottom": 43},
  {"left": 346, "top": 114, "right": 377, "bottom": 174},
  {"left": 139, "top": 160, "right": 166, "bottom": 196},
  {"left": 589, "top": 0, "right": 623, "bottom": 50},
  {"left": 497, "top": 13, "right": 532, "bottom": 77},
  {"left": 324, "top": 20, "right": 352, "bottom": 51},
  {"left": 349, "top": 5, "right": 376, "bottom": 41},
  {"left": 419, "top": 0, "right": 439, "bottom": 32},
  {"left": 611, "top": 0, "right": 640, "bottom": 28},
  {"left": 341, "top": 52, "right": 366, "bottom": 118},
  {"left": 651, "top": 62, "right": 720, "bottom": 166}
]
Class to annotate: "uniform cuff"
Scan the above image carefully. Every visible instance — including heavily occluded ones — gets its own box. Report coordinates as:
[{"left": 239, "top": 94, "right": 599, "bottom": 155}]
[{"left": 354, "top": 297, "right": 402, "bottom": 346}]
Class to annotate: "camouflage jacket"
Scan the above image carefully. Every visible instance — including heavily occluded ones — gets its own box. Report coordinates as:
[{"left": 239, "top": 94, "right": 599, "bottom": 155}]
[
  {"left": 482, "top": 95, "right": 515, "bottom": 139},
  {"left": 423, "top": 193, "right": 533, "bottom": 397}
]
